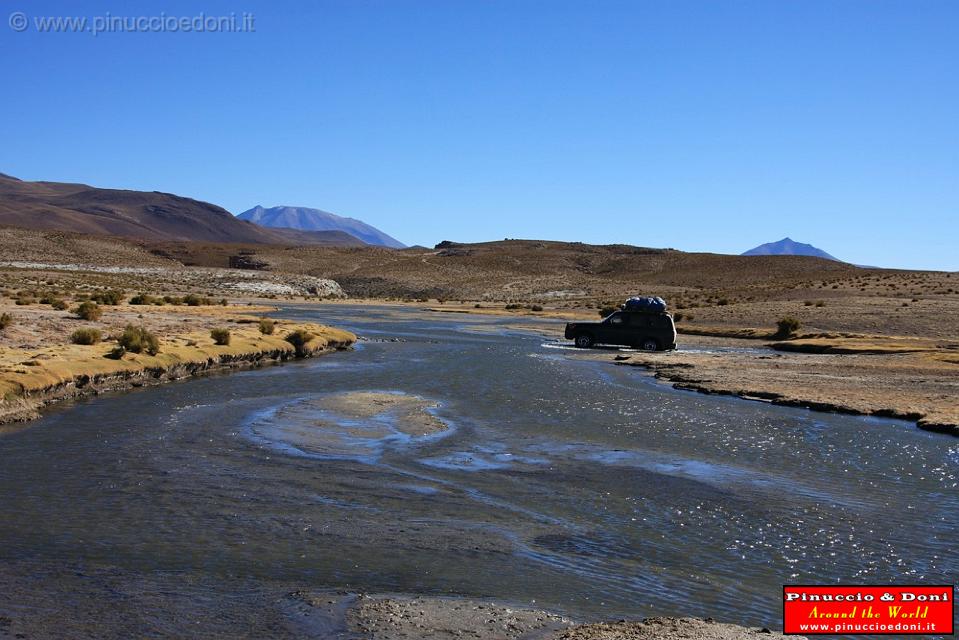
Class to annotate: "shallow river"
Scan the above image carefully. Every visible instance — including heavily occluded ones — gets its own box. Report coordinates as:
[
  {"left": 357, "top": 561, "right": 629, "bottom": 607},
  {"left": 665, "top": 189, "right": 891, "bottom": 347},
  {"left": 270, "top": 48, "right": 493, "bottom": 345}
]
[{"left": 1, "top": 305, "right": 956, "bottom": 629}]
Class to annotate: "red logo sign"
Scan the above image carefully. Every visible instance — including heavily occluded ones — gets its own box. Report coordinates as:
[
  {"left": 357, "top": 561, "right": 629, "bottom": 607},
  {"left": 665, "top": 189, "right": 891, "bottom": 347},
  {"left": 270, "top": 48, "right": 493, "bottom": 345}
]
[{"left": 783, "top": 585, "right": 954, "bottom": 635}]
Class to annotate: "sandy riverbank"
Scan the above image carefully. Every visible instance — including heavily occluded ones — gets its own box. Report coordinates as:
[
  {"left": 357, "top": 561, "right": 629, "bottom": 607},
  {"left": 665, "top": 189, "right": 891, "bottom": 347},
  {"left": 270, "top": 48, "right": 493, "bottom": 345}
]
[
  {"left": 0, "top": 301, "right": 355, "bottom": 425},
  {"left": 611, "top": 334, "right": 959, "bottom": 436}
]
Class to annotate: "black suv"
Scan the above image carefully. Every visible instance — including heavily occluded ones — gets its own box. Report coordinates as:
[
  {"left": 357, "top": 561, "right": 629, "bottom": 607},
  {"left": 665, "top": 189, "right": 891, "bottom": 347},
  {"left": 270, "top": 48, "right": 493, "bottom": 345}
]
[{"left": 564, "top": 311, "right": 677, "bottom": 351}]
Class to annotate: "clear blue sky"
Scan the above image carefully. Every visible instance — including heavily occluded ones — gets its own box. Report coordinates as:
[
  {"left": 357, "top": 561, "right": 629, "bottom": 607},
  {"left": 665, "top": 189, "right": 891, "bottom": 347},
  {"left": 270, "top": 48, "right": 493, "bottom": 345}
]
[{"left": 2, "top": 1, "right": 956, "bottom": 270}]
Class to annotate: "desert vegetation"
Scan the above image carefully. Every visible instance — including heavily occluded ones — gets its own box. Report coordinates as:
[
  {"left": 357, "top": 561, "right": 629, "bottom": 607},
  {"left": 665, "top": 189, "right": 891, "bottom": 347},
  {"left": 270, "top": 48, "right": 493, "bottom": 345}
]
[
  {"left": 284, "top": 328, "right": 315, "bottom": 357},
  {"left": 74, "top": 301, "right": 103, "bottom": 321},
  {"left": 117, "top": 325, "right": 160, "bottom": 355},
  {"left": 70, "top": 328, "right": 102, "bottom": 345},
  {"left": 87, "top": 289, "right": 124, "bottom": 305},
  {"left": 210, "top": 328, "right": 231, "bottom": 346},
  {"left": 775, "top": 316, "right": 802, "bottom": 338},
  {"left": 258, "top": 318, "right": 276, "bottom": 335}
]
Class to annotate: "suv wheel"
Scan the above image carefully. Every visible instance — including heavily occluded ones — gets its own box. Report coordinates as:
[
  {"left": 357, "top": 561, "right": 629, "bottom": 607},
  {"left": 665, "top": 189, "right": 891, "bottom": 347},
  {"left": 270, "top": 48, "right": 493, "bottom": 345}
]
[
  {"left": 574, "top": 333, "right": 594, "bottom": 348},
  {"left": 639, "top": 338, "right": 659, "bottom": 351}
]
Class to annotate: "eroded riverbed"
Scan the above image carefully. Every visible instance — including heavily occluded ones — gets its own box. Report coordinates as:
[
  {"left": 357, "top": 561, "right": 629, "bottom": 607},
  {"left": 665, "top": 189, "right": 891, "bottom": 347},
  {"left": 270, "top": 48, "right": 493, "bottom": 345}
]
[{"left": 0, "top": 304, "right": 956, "bottom": 636}]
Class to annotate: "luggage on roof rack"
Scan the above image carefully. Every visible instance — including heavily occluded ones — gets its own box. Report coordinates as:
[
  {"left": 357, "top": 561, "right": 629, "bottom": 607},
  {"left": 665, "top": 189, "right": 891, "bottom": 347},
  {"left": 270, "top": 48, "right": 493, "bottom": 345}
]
[{"left": 623, "top": 296, "right": 667, "bottom": 312}]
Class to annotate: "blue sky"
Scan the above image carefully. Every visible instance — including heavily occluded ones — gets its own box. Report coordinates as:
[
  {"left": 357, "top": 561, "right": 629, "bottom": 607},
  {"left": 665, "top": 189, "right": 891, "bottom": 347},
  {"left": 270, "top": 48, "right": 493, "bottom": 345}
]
[{"left": 2, "top": 1, "right": 956, "bottom": 270}]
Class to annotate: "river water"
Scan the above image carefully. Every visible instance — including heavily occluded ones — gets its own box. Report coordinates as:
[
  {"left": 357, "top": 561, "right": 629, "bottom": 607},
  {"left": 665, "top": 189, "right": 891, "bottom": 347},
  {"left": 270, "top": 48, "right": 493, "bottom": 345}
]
[{"left": 1, "top": 304, "right": 956, "bottom": 630}]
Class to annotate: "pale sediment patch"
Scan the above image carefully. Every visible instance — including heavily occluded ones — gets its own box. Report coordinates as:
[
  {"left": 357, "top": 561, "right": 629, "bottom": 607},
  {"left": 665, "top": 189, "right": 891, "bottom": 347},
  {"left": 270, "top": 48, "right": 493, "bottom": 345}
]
[
  {"left": 247, "top": 391, "right": 450, "bottom": 461},
  {"left": 319, "top": 390, "right": 447, "bottom": 436}
]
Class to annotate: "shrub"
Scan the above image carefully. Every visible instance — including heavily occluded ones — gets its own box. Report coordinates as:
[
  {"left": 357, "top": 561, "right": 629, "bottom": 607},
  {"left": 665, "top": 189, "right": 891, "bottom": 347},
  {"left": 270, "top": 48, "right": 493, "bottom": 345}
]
[
  {"left": 90, "top": 290, "right": 124, "bottom": 305},
  {"left": 815, "top": 300, "right": 826, "bottom": 307},
  {"left": 598, "top": 306, "right": 617, "bottom": 317},
  {"left": 15, "top": 297, "right": 35, "bottom": 305},
  {"left": 717, "top": 298, "right": 730, "bottom": 306},
  {"left": 163, "top": 295, "right": 184, "bottom": 305},
  {"left": 210, "top": 328, "right": 231, "bottom": 346},
  {"left": 50, "top": 299, "right": 69, "bottom": 311},
  {"left": 70, "top": 328, "right": 102, "bottom": 345},
  {"left": 74, "top": 301, "right": 103, "bottom": 321},
  {"left": 0, "top": 312, "right": 11, "bottom": 330},
  {"left": 129, "top": 293, "right": 159, "bottom": 305},
  {"left": 776, "top": 316, "right": 801, "bottom": 338},
  {"left": 673, "top": 312, "right": 684, "bottom": 322},
  {"left": 529, "top": 304, "right": 544, "bottom": 312},
  {"left": 505, "top": 303, "right": 522, "bottom": 310},
  {"left": 284, "top": 329, "right": 315, "bottom": 357},
  {"left": 184, "top": 293, "right": 213, "bottom": 307},
  {"left": 258, "top": 318, "right": 276, "bottom": 335},
  {"left": 219, "top": 298, "right": 228, "bottom": 306},
  {"left": 117, "top": 325, "right": 160, "bottom": 355}
]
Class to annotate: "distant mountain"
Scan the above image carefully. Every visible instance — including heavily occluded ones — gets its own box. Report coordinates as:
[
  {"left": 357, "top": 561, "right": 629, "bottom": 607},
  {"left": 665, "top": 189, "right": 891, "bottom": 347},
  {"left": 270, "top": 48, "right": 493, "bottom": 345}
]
[
  {"left": 0, "top": 173, "right": 363, "bottom": 246},
  {"left": 742, "top": 237, "right": 840, "bottom": 261},
  {"left": 237, "top": 205, "right": 405, "bottom": 248}
]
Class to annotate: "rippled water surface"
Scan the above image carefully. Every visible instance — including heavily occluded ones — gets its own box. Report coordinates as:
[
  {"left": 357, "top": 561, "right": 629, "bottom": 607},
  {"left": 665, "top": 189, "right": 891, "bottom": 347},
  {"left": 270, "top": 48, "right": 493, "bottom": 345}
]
[{"left": 1, "top": 305, "right": 956, "bottom": 628}]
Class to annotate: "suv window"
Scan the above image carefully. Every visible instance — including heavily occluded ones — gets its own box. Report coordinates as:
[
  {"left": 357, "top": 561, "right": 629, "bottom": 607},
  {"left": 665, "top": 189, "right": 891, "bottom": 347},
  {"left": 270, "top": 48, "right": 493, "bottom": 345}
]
[{"left": 609, "top": 313, "right": 625, "bottom": 325}]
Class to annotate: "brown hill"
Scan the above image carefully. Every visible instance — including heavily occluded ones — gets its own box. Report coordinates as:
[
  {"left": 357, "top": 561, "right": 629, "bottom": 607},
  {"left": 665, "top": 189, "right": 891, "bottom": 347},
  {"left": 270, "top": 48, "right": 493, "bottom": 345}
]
[
  {"left": 255, "top": 238, "right": 861, "bottom": 298},
  {"left": 0, "top": 173, "right": 364, "bottom": 246},
  {"left": 252, "top": 239, "right": 957, "bottom": 338},
  {"left": 1, "top": 228, "right": 954, "bottom": 338}
]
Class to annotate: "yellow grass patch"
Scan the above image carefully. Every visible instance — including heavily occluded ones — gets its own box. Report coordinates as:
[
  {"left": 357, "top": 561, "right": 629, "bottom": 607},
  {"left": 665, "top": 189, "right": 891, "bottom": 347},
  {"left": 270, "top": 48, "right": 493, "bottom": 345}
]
[{"left": 0, "top": 321, "right": 355, "bottom": 402}]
